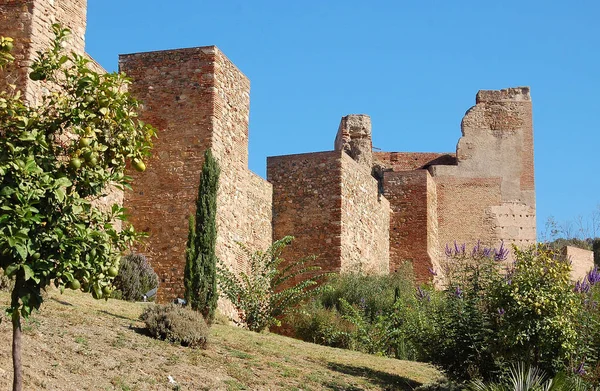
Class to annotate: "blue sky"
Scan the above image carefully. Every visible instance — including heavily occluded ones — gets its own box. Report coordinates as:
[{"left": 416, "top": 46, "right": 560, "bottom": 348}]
[{"left": 85, "top": 0, "right": 600, "bottom": 237}]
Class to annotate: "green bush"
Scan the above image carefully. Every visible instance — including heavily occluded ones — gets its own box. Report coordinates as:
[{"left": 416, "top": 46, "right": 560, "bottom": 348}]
[
  {"left": 289, "top": 299, "right": 355, "bottom": 348},
  {"left": 488, "top": 245, "right": 580, "bottom": 375},
  {"left": 217, "top": 236, "right": 327, "bottom": 332},
  {"left": 320, "top": 266, "right": 414, "bottom": 321},
  {"left": 407, "top": 242, "right": 504, "bottom": 381},
  {"left": 113, "top": 253, "right": 159, "bottom": 301},
  {"left": 289, "top": 264, "right": 418, "bottom": 359},
  {"left": 140, "top": 303, "right": 208, "bottom": 348}
]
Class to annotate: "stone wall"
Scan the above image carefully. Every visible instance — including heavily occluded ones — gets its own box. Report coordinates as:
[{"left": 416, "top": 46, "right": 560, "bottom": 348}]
[
  {"left": 381, "top": 169, "right": 440, "bottom": 280},
  {"left": 268, "top": 151, "right": 343, "bottom": 272},
  {"left": 429, "top": 87, "right": 536, "bottom": 268},
  {"left": 120, "top": 47, "right": 272, "bottom": 303},
  {"left": 340, "top": 152, "right": 390, "bottom": 274},
  {"left": 434, "top": 176, "right": 503, "bottom": 254},
  {"left": 564, "top": 246, "right": 594, "bottom": 282},
  {"left": 374, "top": 152, "right": 456, "bottom": 171},
  {"left": 0, "top": 0, "right": 87, "bottom": 104}
]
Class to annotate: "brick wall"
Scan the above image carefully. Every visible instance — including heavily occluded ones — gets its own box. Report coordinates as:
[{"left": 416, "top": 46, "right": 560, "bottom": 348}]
[
  {"left": 120, "top": 47, "right": 272, "bottom": 303},
  {"left": 268, "top": 151, "right": 343, "bottom": 272},
  {"left": 374, "top": 152, "right": 456, "bottom": 171},
  {"left": 340, "top": 153, "right": 389, "bottom": 274},
  {"left": 434, "top": 176, "right": 502, "bottom": 257},
  {"left": 382, "top": 169, "right": 438, "bottom": 280},
  {"left": 0, "top": 0, "right": 87, "bottom": 104}
]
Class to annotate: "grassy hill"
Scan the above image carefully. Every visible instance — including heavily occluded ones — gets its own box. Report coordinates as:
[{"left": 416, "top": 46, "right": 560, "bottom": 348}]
[{"left": 0, "top": 289, "right": 442, "bottom": 390}]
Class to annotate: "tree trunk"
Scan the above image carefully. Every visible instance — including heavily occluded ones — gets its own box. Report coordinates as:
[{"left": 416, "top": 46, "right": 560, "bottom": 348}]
[{"left": 12, "top": 311, "right": 22, "bottom": 391}]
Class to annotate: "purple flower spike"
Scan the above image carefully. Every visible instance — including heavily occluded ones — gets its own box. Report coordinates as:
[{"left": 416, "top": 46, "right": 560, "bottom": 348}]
[
  {"left": 454, "top": 286, "right": 463, "bottom": 298},
  {"left": 575, "top": 362, "right": 586, "bottom": 375},
  {"left": 497, "top": 308, "right": 505, "bottom": 316},
  {"left": 494, "top": 241, "right": 509, "bottom": 261},
  {"left": 587, "top": 266, "right": 600, "bottom": 285},
  {"left": 454, "top": 241, "right": 460, "bottom": 255},
  {"left": 428, "top": 267, "right": 437, "bottom": 276},
  {"left": 483, "top": 247, "right": 492, "bottom": 258},
  {"left": 416, "top": 286, "right": 431, "bottom": 302},
  {"left": 445, "top": 243, "right": 452, "bottom": 257},
  {"left": 575, "top": 280, "right": 591, "bottom": 294},
  {"left": 460, "top": 243, "right": 466, "bottom": 255}
]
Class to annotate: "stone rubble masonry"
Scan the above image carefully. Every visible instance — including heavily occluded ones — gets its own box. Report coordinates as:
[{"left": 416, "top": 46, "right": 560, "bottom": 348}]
[
  {"left": 273, "top": 87, "right": 536, "bottom": 282},
  {"left": 268, "top": 151, "right": 344, "bottom": 274},
  {"left": 429, "top": 87, "right": 536, "bottom": 266},
  {"left": 335, "top": 114, "right": 373, "bottom": 169},
  {"left": 340, "top": 152, "right": 390, "bottom": 275},
  {"left": 119, "top": 47, "right": 272, "bottom": 304},
  {"left": 564, "top": 246, "right": 594, "bottom": 283},
  {"left": 0, "top": 0, "right": 86, "bottom": 105}
]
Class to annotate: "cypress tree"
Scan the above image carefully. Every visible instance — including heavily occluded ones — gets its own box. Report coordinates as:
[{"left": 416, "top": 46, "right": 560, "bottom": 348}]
[{"left": 184, "top": 149, "right": 220, "bottom": 323}]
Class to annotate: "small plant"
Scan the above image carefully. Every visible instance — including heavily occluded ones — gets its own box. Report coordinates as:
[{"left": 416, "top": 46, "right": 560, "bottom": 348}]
[
  {"left": 217, "top": 236, "right": 327, "bottom": 332},
  {"left": 113, "top": 253, "right": 159, "bottom": 301},
  {"left": 140, "top": 303, "right": 208, "bottom": 348},
  {"left": 467, "top": 363, "right": 593, "bottom": 391},
  {"left": 289, "top": 299, "right": 355, "bottom": 348}
]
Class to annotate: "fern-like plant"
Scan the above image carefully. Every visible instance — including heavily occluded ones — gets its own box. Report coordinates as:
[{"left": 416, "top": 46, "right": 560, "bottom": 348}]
[
  {"left": 217, "top": 236, "right": 327, "bottom": 332},
  {"left": 468, "top": 363, "right": 592, "bottom": 391}
]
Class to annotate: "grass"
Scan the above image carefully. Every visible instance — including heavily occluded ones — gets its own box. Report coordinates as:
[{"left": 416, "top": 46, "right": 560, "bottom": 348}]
[{"left": 0, "top": 288, "right": 442, "bottom": 390}]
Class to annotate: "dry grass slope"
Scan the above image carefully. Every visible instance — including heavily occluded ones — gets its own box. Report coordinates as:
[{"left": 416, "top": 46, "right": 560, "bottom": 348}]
[{"left": 0, "top": 289, "right": 441, "bottom": 390}]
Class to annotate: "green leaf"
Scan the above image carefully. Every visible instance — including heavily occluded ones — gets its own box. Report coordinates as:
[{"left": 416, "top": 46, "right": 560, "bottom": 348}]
[
  {"left": 54, "top": 188, "right": 66, "bottom": 202},
  {"left": 15, "top": 244, "right": 27, "bottom": 260},
  {"left": 4, "top": 264, "right": 19, "bottom": 277}
]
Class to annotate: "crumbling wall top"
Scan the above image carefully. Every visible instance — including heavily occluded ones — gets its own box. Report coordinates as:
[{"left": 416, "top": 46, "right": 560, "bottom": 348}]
[
  {"left": 334, "top": 114, "right": 373, "bottom": 169},
  {"left": 476, "top": 87, "right": 531, "bottom": 103}
]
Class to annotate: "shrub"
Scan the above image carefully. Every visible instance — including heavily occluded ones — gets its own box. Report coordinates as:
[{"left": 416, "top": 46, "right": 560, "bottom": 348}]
[
  {"left": 289, "top": 299, "right": 355, "bottom": 349},
  {"left": 288, "top": 265, "right": 418, "bottom": 359},
  {"left": 217, "top": 236, "right": 326, "bottom": 332},
  {"left": 320, "top": 265, "right": 414, "bottom": 321},
  {"left": 407, "top": 242, "right": 505, "bottom": 381},
  {"left": 488, "top": 245, "right": 580, "bottom": 375},
  {"left": 113, "top": 253, "right": 159, "bottom": 301},
  {"left": 140, "top": 303, "right": 208, "bottom": 348}
]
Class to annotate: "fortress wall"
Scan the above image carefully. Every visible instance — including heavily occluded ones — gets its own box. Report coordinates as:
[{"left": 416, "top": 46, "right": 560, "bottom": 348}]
[
  {"left": 434, "top": 176, "right": 503, "bottom": 258},
  {"left": 121, "top": 47, "right": 271, "bottom": 307},
  {"left": 563, "top": 246, "right": 594, "bottom": 283},
  {"left": 267, "top": 151, "right": 343, "bottom": 273},
  {"left": 374, "top": 152, "right": 456, "bottom": 172},
  {"left": 340, "top": 153, "right": 390, "bottom": 275},
  {"left": 382, "top": 169, "right": 436, "bottom": 279},
  {"left": 430, "top": 87, "right": 536, "bottom": 260},
  {"left": 119, "top": 48, "right": 218, "bottom": 301},
  {"left": 0, "top": 0, "right": 87, "bottom": 103},
  {"left": 246, "top": 172, "right": 273, "bottom": 261}
]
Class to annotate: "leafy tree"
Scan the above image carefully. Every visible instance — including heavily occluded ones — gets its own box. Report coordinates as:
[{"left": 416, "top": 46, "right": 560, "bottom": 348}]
[
  {"left": 488, "top": 245, "right": 580, "bottom": 375},
  {"left": 217, "top": 236, "right": 327, "bottom": 332},
  {"left": 184, "top": 149, "right": 219, "bottom": 323},
  {"left": 0, "top": 26, "right": 155, "bottom": 390}
]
